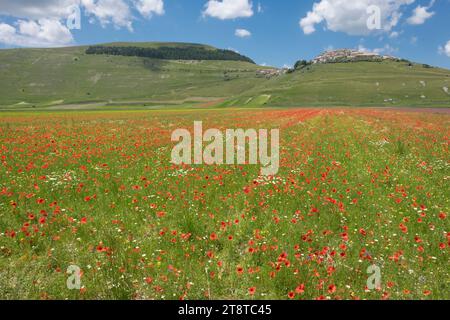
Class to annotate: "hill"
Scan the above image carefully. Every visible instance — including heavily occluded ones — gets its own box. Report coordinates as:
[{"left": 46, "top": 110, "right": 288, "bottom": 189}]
[
  {"left": 0, "top": 43, "right": 449, "bottom": 109},
  {"left": 220, "top": 60, "right": 450, "bottom": 108},
  {"left": 0, "top": 42, "right": 269, "bottom": 108}
]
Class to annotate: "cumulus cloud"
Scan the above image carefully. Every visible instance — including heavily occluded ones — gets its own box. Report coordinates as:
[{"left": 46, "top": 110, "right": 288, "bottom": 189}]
[
  {"left": 300, "top": 0, "right": 415, "bottom": 36},
  {"left": 203, "top": 0, "right": 253, "bottom": 20},
  {"left": 0, "top": 1, "right": 167, "bottom": 31},
  {"left": 438, "top": 40, "right": 450, "bottom": 57},
  {"left": 407, "top": 3, "right": 434, "bottom": 25},
  {"left": 135, "top": 0, "right": 164, "bottom": 18},
  {"left": 235, "top": 28, "right": 251, "bottom": 37},
  {"left": 0, "top": 19, "right": 73, "bottom": 47},
  {"left": 82, "top": 0, "right": 133, "bottom": 31},
  {"left": 0, "top": 0, "right": 168, "bottom": 47},
  {"left": 0, "top": 0, "right": 77, "bottom": 19}
]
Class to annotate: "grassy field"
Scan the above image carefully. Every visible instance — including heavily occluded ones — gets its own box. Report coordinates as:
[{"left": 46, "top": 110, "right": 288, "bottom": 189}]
[
  {"left": 0, "top": 44, "right": 267, "bottom": 108},
  {"left": 222, "top": 61, "right": 450, "bottom": 108},
  {"left": 0, "top": 43, "right": 449, "bottom": 109},
  {"left": 0, "top": 108, "right": 448, "bottom": 300}
]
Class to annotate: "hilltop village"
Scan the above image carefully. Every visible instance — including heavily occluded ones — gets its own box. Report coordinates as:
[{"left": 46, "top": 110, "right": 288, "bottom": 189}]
[{"left": 312, "top": 49, "right": 397, "bottom": 64}]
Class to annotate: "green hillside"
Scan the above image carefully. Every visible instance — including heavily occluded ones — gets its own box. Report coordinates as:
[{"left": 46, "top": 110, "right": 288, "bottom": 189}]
[
  {"left": 0, "top": 42, "right": 449, "bottom": 109},
  {"left": 220, "top": 61, "right": 450, "bottom": 108},
  {"left": 0, "top": 42, "right": 268, "bottom": 108}
]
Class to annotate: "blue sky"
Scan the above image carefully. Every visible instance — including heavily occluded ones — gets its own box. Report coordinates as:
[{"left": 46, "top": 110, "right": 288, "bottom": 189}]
[{"left": 0, "top": 0, "right": 449, "bottom": 68}]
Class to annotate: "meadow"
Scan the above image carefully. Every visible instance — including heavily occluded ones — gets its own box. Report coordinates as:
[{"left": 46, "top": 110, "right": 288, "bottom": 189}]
[
  {"left": 0, "top": 108, "right": 448, "bottom": 300},
  {"left": 1, "top": 44, "right": 449, "bottom": 109}
]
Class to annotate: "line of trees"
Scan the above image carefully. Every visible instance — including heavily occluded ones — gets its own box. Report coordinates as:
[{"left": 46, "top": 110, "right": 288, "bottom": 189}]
[
  {"left": 85, "top": 45, "right": 255, "bottom": 64},
  {"left": 294, "top": 59, "right": 312, "bottom": 70}
]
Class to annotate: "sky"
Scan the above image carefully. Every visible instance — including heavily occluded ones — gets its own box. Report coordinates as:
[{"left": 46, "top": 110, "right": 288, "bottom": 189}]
[{"left": 0, "top": 0, "right": 449, "bottom": 69}]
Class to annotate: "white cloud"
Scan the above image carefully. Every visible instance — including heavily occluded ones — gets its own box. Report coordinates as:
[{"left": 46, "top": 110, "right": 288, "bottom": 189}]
[
  {"left": 0, "top": 0, "right": 169, "bottom": 47},
  {"left": 81, "top": 0, "right": 133, "bottom": 31},
  {"left": 235, "top": 28, "right": 251, "bottom": 37},
  {"left": 438, "top": 40, "right": 450, "bottom": 57},
  {"left": 135, "top": 0, "right": 164, "bottom": 18},
  {"left": 300, "top": 0, "right": 415, "bottom": 36},
  {"left": 0, "top": 1, "right": 167, "bottom": 34},
  {"left": 407, "top": 4, "right": 434, "bottom": 25},
  {"left": 0, "top": 19, "right": 73, "bottom": 47},
  {"left": 357, "top": 43, "right": 398, "bottom": 55},
  {"left": 0, "top": 0, "right": 78, "bottom": 20},
  {"left": 389, "top": 31, "right": 400, "bottom": 38},
  {"left": 203, "top": 0, "right": 253, "bottom": 20}
]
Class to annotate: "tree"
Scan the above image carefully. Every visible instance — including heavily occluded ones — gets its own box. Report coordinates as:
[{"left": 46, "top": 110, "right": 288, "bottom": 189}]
[
  {"left": 85, "top": 45, "right": 255, "bottom": 64},
  {"left": 294, "top": 60, "right": 311, "bottom": 70}
]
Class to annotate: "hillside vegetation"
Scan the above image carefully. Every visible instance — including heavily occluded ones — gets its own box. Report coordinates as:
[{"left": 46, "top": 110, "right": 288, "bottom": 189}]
[
  {"left": 222, "top": 60, "right": 450, "bottom": 107},
  {"left": 0, "top": 42, "right": 449, "bottom": 108},
  {"left": 0, "top": 43, "right": 268, "bottom": 108},
  {"left": 86, "top": 45, "right": 255, "bottom": 63}
]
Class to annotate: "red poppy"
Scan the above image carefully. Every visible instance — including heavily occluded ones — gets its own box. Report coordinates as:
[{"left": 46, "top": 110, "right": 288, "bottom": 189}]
[
  {"left": 328, "top": 284, "right": 336, "bottom": 294},
  {"left": 210, "top": 233, "right": 218, "bottom": 241},
  {"left": 295, "top": 284, "right": 305, "bottom": 294}
]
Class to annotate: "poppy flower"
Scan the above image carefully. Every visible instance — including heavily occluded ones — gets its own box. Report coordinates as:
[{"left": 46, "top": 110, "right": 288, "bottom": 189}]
[
  {"left": 328, "top": 284, "right": 336, "bottom": 294},
  {"left": 295, "top": 284, "right": 305, "bottom": 294}
]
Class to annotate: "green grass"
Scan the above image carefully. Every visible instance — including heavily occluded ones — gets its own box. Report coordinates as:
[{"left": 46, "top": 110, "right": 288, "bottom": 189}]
[
  {"left": 227, "top": 61, "right": 450, "bottom": 107},
  {"left": 0, "top": 43, "right": 449, "bottom": 109},
  {"left": 0, "top": 108, "right": 448, "bottom": 300},
  {"left": 0, "top": 43, "right": 268, "bottom": 108}
]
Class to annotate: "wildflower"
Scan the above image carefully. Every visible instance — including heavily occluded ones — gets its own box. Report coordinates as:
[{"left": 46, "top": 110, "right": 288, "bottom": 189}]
[{"left": 295, "top": 284, "right": 305, "bottom": 294}]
